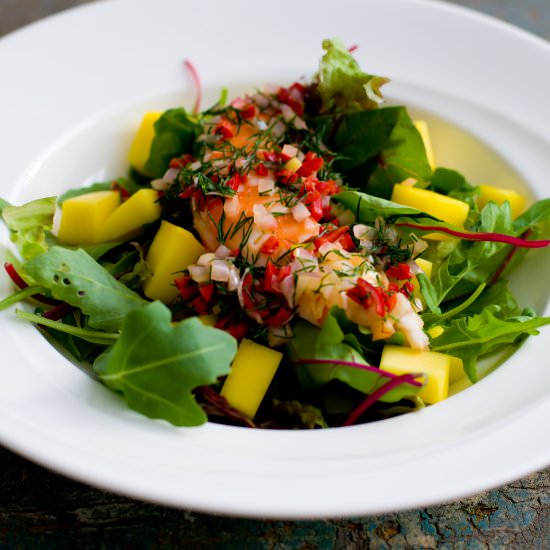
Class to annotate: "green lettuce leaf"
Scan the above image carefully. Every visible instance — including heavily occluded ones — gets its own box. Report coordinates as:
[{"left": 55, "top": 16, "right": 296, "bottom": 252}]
[
  {"left": 94, "top": 302, "right": 237, "bottom": 426},
  {"left": 22, "top": 246, "right": 147, "bottom": 332},
  {"left": 431, "top": 307, "right": 550, "bottom": 382},
  {"left": 1, "top": 197, "right": 56, "bottom": 259},
  {"left": 315, "top": 38, "right": 389, "bottom": 114},
  {"left": 144, "top": 108, "right": 202, "bottom": 178},
  {"left": 287, "top": 314, "right": 420, "bottom": 402}
]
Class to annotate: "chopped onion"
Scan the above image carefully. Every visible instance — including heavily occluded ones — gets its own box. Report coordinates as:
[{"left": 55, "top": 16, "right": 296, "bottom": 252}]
[
  {"left": 210, "top": 260, "right": 230, "bottom": 282},
  {"left": 282, "top": 143, "right": 298, "bottom": 158},
  {"left": 253, "top": 204, "right": 277, "bottom": 229},
  {"left": 227, "top": 266, "right": 240, "bottom": 291},
  {"left": 280, "top": 274, "right": 295, "bottom": 308},
  {"left": 257, "top": 178, "right": 275, "bottom": 194},
  {"left": 291, "top": 202, "right": 310, "bottom": 222},
  {"left": 197, "top": 253, "right": 216, "bottom": 266},
  {"left": 163, "top": 167, "right": 179, "bottom": 183},
  {"left": 188, "top": 264, "right": 210, "bottom": 283},
  {"left": 151, "top": 178, "right": 169, "bottom": 191},
  {"left": 215, "top": 245, "right": 232, "bottom": 259},
  {"left": 271, "top": 120, "right": 286, "bottom": 138},
  {"left": 190, "top": 161, "right": 202, "bottom": 171}
]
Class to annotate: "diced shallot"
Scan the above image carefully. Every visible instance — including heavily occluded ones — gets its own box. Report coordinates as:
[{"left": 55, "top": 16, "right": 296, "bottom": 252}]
[
  {"left": 253, "top": 204, "right": 277, "bottom": 229},
  {"left": 197, "top": 253, "right": 216, "bottom": 266},
  {"left": 210, "top": 260, "right": 230, "bottom": 282},
  {"left": 215, "top": 245, "right": 232, "bottom": 259},
  {"left": 291, "top": 202, "right": 310, "bottom": 222},
  {"left": 188, "top": 264, "right": 210, "bottom": 283}
]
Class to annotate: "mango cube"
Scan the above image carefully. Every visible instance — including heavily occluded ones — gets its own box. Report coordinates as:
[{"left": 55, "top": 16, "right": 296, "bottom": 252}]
[
  {"left": 412, "top": 257, "right": 433, "bottom": 302},
  {"left": 478, "top": 184, "right": 526, "bottom": 219},
  {"left": 380, "top": 345, "right": 463, "bottom": 404},
  {"left": 98, "top": 189, "right": 161, "bottom": 242},
  {"left": 414, "top": 120, "right": 436, "bottom": 170},
  {"left": 57, "top": 190, "right": 121, "bottom": 245},
  {"left": 221, "top": 339, "right": 283, "bottom": 419},
  {"left": 391, "top": 183, "right": 470, "bottom": 228},
  {"left": 142, "top": 220, "right": 205, "bottom": 303},
  {"left": 128, "top": 112, "right": 161, "bottom": 175}
]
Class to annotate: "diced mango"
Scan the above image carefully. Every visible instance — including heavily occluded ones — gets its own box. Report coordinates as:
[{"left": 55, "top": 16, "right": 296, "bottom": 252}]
[
  {"left": 57, "top": 191, "right": 121, "bottom": 245},
  {"left": 142, "top": 220, "right": 205, "bottom": 303},
  {"left": 380, "top": 345, "right": 463, "bottom": 404},
  {"left": 415, "top": 258, "right": 433, "bottom": 279},
  {"left": 221, "top": 339, "right": 283, "bottom": 419},
  {"left": 284, "top": 157, "right": 302, "bottom": 173},
  {"left": 414, "top": 120, "right": 436, "bottom": 170},
  {"left": 427, "top": 325, "right": 444, "bottom": 339},
  {"left": 478, "top": 184, "right": 526, "bottom": 219},
  {"left": 98, "top": 189, "right": 161, "bottom": 243},
  {"left": 391, "top": 183, "right": 470, "bottom": 228},
  {"left": 128, "top": 112, "right": 161, "bottom": 175},
  {"left": 412, "top": 257, "right": 433, "bottom": 302}
]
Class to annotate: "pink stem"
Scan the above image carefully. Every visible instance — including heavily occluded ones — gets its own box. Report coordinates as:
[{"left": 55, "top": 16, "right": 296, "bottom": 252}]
[
  {"left": 396, "top": 223, "right": 550, "bottom": 249},
  {"left": 343, "top": 374, "right": 420, "bottom": 426},
  {"left": 293, "top": 358, "right": 422, "bottom": 387},
  {"left": 184, "top": 59, "right": 202, "bottom": 115}
]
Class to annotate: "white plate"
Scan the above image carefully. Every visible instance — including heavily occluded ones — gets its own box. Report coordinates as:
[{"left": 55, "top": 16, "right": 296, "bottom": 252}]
[{"left": 1, "top": 0, "right": 549, "bottom": 519}]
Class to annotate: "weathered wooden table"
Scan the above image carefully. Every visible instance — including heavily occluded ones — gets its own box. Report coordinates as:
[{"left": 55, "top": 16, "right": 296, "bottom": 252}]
[{"left": 1, "top": 1, "right": 548, "bottom": 547}]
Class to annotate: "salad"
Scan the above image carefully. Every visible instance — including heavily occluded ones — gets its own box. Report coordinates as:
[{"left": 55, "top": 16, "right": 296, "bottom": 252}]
[{"left": 1, "top": 39, "right": 549, "bottom": 429}]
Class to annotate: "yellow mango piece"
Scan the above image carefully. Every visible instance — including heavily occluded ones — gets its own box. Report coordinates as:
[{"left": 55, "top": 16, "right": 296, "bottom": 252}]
[
  {"left": 414, "top": 120, "right": 436, "bottom": 170},
  {"left": 98, "top": 188, "right": 161, "bottom": 242},
  {"left": 57, "top": 191, "right": 121, "bottom": 245},
  {"left": 427, "top": 325, "right": 444, "bottom": 339},
  {"left": 412, "top": 257, "right": 433, "bottom": 302},
  {"left": 380, "top": 345, "right": 462, "bottom": 404},
  {"left": 478, "top": 184, "right": 526, "bottom": 219},
  {"left": 392, "top": 183, "right": 470, "bottom": 228},
  {"left": 128, "top": 112, "right": 162, "bottom": 175},
  {"left": 284, "top": 157, "right": 302, "bottom": 173},
  {"left": 415, "top": 258, "right": 433, "bottom": 279},
  {"left": 221, "top": 339, "right": 283, "bottom": 419},
  {"left": 142, "top": 220, "right": 205, "bottom": 303}
]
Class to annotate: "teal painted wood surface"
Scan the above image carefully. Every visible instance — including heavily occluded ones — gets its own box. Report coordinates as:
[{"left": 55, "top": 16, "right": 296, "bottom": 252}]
[{"left": 0, "top": 1, "right": 549, "bottom": 547}]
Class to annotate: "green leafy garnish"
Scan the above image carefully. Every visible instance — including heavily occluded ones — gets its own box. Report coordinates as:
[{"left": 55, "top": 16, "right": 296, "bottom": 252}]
[
  {"left": 22, "top": 247, "right": 147, "bottom": 331},
  {"left": 94, "top": 302, "right": 237, "bottom": 426},
  {"left": 1, "top": 197, "right": 56, "bottom": 259},
  {"left": 315, "top": 38, "right": 389, "bottom": 114}
]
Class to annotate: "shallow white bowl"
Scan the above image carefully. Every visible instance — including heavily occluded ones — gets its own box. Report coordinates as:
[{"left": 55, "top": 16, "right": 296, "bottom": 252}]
[{"left": 0, "top": 0, "right": 549, "bottom": 519}]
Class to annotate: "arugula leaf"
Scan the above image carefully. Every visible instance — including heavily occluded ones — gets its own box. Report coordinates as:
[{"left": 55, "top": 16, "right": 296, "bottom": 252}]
[
  {"left": 428, "top": 167, "right": 479, "bottom": 207},
  {"left": 334, "top": 189, "right": 439, "bottom": 223},
  {"left": 431, "top": 308, "right": 550, "bottom": 382},
  {"left": 315, "top": 38, "right": 389, "bottom": 114},
  {"left": 22, "top": 247, "right": 147, "bottom": 332},
  {"left": 1, "top": 197, "right": 56, "bottom": 259},
  {"left": 365, "top": 107, "right": 433, "bottom": 198},
  {"left": 287, "top": 314, "right": 420, "bottom": 402},
  {"left": 513, "top": 198, "right": 550, "bottom": 236},
  {"left": 94, "top": 302, "right": 237, "bottom": 427},
  {"left": 144, "top": 108, "right": 202, "bottom": 178}
]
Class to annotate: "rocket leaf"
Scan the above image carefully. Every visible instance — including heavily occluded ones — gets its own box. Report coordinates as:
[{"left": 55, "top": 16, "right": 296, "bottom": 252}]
[{"left": 94, "top": 302, "right": 237, "bottom": 426}]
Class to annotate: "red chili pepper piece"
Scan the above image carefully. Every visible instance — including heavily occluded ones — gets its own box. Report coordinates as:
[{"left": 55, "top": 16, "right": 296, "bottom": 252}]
[
  {"left": 263, "top": 305, "right": 293, "bottom": 327},
  {"left": 198, "top": 282, "right": 215, "bottom": 304},
  {"left": 297, "top": 153, "right": 324, "bottom": 177},
  {"left": 275, "top": 169, "right": 298, "bottom": 185},
  {"left": 214, "top": 118, "right": 234, "bottom": 140},
  {"left": 174, "top": 276, "right": 198, "bottom": 301},
  {"left": 260, "top": 235, "right": 279, "bottom": 255},
  {"left": 239, "top": 104, "right": 256, "bottom": 120},
  {"left": 303, "top": 191, "right": 324, "bottom": 221},
  {"left": 191, "top": 295, "right": 209, "bottom": 315},
  {"left": 386, "top": 263, "right": 413, "bottom": 280},
  {"left": 255, "top": 163, "right": 268, "bottom": 177}
]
